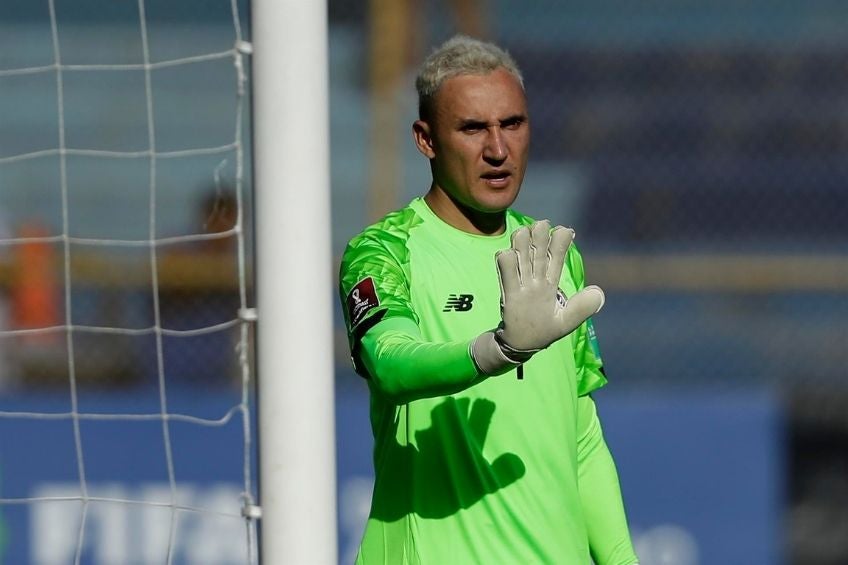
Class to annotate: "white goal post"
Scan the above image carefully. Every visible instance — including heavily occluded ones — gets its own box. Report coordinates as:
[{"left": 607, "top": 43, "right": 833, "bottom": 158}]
[{"left": 251, "top": 1, "right": 338, "bottom": 564}]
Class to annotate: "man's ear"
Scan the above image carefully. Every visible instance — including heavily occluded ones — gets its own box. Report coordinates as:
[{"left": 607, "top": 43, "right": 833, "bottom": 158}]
[{"left": 412, "top": 120, "right": 436, "bottom": 159}]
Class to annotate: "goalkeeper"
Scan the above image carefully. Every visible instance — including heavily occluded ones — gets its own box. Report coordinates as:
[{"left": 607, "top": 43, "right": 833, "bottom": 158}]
[{"left": 339, "top": 35, "right": 639, "bottom": 565}]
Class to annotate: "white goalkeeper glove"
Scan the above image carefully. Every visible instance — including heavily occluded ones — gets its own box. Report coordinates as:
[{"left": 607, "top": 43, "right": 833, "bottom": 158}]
[{"left": 471, "top": 220, "right": 605, "bottom": 376}]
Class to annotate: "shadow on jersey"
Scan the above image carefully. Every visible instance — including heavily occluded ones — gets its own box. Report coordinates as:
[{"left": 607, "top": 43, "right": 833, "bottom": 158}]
[{"left": 369, "top": 396, "right": 526, "bottom": 521}]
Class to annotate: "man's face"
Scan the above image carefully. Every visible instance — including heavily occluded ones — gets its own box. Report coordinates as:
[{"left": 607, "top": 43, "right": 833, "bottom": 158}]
[{"left": 415, "top": 67, "right": 530, "bottom": 215}]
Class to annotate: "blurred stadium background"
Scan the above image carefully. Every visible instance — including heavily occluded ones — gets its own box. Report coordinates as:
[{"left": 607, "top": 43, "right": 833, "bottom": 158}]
[{"left": 1, "top": 0, "right": 847, "bottom": 563}]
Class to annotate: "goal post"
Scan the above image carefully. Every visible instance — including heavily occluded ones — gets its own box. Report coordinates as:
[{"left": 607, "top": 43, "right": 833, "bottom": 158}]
[{"left": 250, "top": 1, "right": 338, "bottom": 563}]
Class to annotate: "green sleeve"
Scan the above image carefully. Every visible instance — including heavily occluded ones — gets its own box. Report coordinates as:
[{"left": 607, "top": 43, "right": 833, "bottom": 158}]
[
  {"left": 359, "top": 316, "right": 488, "bottom": 403},
  {"left": 566, "top": 245, "right": 608, "bottom": 396},
  {"left": 576, "top": 396, "right": 639, "bottom": 565}
]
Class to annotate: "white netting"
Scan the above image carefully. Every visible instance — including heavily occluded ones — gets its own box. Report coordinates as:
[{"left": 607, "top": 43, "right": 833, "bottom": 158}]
[{"left": 0, "top": 0, "right": 256, "bottom": 563}]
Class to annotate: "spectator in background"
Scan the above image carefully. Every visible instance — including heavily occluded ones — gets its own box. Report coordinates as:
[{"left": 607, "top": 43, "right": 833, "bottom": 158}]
[
  {"left": 6, "top": 221, "right": 65, "bottom": 389},
  {"left": 198, "top": 189, "right": 239, "bottom": 254},
  {"left": 0, "top": 212, "right": 18, "bottom": 391},
  {"left": 157, "top": 188, "right": 242, "bottom": 389}
]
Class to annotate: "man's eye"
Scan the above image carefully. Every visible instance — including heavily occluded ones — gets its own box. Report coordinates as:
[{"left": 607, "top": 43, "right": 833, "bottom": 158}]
[
  {"left": 502, "top": 119, "right": 524, "bottom": 130},
  {"left": 461, "top": 123, "right": 485, "bottom": 133}
]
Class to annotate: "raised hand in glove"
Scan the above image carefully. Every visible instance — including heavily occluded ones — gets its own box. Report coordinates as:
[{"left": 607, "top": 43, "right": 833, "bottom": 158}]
[{"left": 471, "top": 220, "right": 605, "bottom": 376}]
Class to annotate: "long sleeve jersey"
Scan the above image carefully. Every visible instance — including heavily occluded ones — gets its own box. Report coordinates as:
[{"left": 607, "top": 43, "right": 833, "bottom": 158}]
[{"left": 339, "top": 197, "right": 637, "bottom": 564}]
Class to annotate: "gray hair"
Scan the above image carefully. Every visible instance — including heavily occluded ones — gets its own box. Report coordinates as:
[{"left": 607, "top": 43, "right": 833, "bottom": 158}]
[{"left": 415, "top": 35, "right": 524, "bottom": 120}]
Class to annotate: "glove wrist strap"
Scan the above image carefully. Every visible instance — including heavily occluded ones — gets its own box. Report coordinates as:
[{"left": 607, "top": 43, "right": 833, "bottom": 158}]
[
  {"left": 493, "top": 330, "right": 538, "bottom": 363},
  {"left": 470, "top": 332, "right": 523, "bottom": 376}
]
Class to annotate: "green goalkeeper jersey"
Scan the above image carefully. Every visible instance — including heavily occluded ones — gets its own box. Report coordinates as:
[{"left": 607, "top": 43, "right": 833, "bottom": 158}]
[{"left": 340, "top": 198, "right": 633, "bottom": 564}]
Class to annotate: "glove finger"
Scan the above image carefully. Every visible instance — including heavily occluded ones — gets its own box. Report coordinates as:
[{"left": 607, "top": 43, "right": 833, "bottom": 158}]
[
  {"left": 529, "top": 220, "right": 551, "bottom": 280},
  {"left": 510, "top": 226, "right": 531, "bottom": 284},
  {"left": 557, "top": 285, "right": 605, "bottom": 334},
  {"left": 496, "top": 249, "right": 521, "bottom": 296},
  {"left": 546, "top": 226, "right": 574, "bottom": 285},
  {"left": 582, "top": 284, "right": 606, "bottom": 314},
  {"left": 467, "top": 398, "right": 495, "bottom": 447}
]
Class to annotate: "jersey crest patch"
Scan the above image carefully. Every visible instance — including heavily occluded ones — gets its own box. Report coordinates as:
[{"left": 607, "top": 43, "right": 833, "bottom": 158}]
[{"left": 347, "top": 277, "right": 380, "bottom": 327}]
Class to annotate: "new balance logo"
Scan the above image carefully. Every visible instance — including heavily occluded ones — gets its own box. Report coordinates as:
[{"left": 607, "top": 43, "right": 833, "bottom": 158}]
[{"left": 443, "top": 294, "right": 474, "bottom": 312}]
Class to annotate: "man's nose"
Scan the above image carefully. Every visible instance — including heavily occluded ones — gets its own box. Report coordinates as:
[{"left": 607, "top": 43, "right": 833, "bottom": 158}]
[{"left": 484, "top": 127, "right": 507, "bottom": 162}]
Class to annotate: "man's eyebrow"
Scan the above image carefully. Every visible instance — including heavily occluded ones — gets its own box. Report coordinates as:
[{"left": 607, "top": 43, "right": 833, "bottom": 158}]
[
  {"left": 456, "top": 114, "right": 527, "bottom": 128},
  {"left": 457, "top": 118, "right": 488, "bottom": 128},
  {"left": 500, "top": 113, "right": 528, "bottom": 124}
]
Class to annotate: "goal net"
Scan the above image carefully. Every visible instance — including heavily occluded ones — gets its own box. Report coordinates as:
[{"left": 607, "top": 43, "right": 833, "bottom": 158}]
[{"left": 0, "top": 0, "right": 258, "bottom": 563}]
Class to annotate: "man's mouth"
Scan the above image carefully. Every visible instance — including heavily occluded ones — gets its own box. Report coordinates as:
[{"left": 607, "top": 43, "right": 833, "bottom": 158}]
[{"left": 481, "top": 170, "right": 511, "bottom": 185}]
